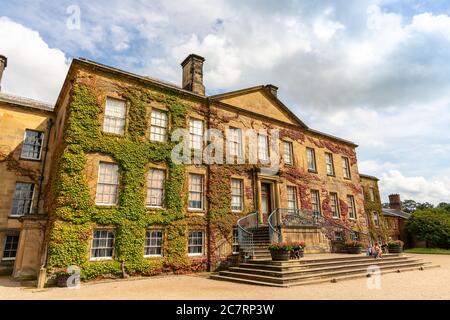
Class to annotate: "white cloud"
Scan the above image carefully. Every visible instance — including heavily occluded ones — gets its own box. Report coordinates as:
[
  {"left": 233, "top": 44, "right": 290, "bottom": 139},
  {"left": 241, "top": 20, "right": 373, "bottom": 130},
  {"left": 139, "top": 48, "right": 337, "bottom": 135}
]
[
  {"left": 380, "top": 170, "right": 450, "bottom": 204},
  {"left": 0, "top": 17, "right": 69, "bottom": 103}
]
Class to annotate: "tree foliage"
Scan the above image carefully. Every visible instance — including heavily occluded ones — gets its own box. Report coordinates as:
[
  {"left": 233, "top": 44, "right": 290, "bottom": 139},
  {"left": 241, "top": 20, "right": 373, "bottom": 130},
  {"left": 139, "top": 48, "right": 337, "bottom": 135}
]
[{"left": 406, "top": 208, "right": 450, "bottom": 248}]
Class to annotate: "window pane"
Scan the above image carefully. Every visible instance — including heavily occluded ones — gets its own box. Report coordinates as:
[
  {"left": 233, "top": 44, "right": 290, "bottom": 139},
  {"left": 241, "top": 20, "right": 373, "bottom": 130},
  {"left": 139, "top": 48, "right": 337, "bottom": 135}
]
[
  {"left": 91, "top": 230, "right": 114, "bottom": 259},
  {"left": 189, "top": 119, "right": 203, "bottom": 150},
  {"left": 258, "top": 135, "right": 269, "bottom": 161},
  {"left": 347, "top": 195, "right": 356, "bottom": 219},
  {"left": 2, "top": 235, "right": 19, "bottom": 260},
  {"left": 231, "top": 179, "right": 243, "bottom": 211},
  {"left": 287, "top": 186, "right": 298, "bottom": 213},
  {"left": 103, "top": 98, "right": 126, "bottom": 135},
  {"left": 325, "top": 153, "right": 334, "bottom": 175},
  {"left": 150, "top": 110, "right": 168, "bottom": 142},
  {"left": 342, "top": 157, "right": 351, "bottom": 178},
  {"left": 11, "top": 182, "right": 34, "bottom": 216},
  {"left": 21, "top": 130, "right": 44, "bottom": 160},
  {"left": 284, "top": 142, "right": 293, "bottom": 164},
  {"left": 228, "top": 128, "right": 242, "bottom": 157},
  {"left": 144, "top": 230, "right": 163, "bottom": 256},
  {"left": 188, "top": 231, "right": 204, "bottom": 255},
  {"left": 307, "top": 148, "right": 316, "bottom": 171},
  {"left": 330, "top": 193, "right": 340, "bottom": 218},
  {"left": 311, "top": 190, "right": 321, "bottom": 215},
  {"left": 146, "top": 169, "right": 165, "bottom": 207},
  {"left": 95, "top": 163, "right": 119, "bottom": 205},
  {"left": 188, "top": 174, "right": 203, "bottom": 209}
]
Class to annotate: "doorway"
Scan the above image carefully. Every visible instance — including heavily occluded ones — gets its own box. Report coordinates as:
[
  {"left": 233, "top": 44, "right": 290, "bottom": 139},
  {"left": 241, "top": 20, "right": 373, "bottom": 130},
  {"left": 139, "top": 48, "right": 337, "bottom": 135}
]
[{"left": 260, "top": 182, "right": 272, "bottom": 224}]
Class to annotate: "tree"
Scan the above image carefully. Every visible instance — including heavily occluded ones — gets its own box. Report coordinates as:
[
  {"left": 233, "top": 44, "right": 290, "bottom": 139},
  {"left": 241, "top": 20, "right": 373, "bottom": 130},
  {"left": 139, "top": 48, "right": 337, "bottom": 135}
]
[
  {"left": 437, "top": 202, "right": 450, "bottom": 213},
  {"left": 406, "top": 208, "right": 450, "bottom": 248}
]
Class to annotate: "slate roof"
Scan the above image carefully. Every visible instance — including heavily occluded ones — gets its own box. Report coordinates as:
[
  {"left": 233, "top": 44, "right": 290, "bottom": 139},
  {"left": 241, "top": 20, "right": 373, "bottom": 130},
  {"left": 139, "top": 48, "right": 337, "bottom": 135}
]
[
  {"left": 0, "top": 92, "right": 54, "bottom": 112},
  {"left": 382, "top": 208, "right": 411, "bottom": 219}
]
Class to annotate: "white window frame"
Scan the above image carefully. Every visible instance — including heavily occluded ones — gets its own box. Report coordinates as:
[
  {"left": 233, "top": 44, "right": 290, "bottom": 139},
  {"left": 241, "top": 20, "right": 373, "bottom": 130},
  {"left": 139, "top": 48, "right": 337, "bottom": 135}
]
[
  {"left": 368, "top": 188, "right": 375, "bottom": 201},
  {"left": 258, "top": 134, "right": 269, "bottom": 162},
  {"left": 325, "top": 152, "right": 335, "bottom": 176},
  {"left": 95, "top": 162, "right": 119, "bottom": 206},
  {"left": 330, "top": 192, "right": 340, "bottom": 218},
  {"left": 21, "top": 129, "right": 44, "bottom": 160},
  {"left": 231, "top": 178, "right": 243, "bottom": 212},
  {"left": 189, "top": 119, "right": 204, "bottom": 150},
  {"left": 2, "top": 234, "right": 19, "bottom": 261},
  {"left": 144, "top": 229, "right": 164, "bottom": 257},
  {"left": 311, "top": 189, "right": 321, "bottom": 215},
  {"left": 347, "top": 195, "right": 356, "bottom": 219},
  {"left": 334, "top": 231, "right": 344, "bottom": 241},
  {"left": 227, "top": 127, "right": 243, "bottom": 157},
  {"left": 287, "top": 186, "right": 298, "bottom": 213},
  {"left": 188, "top": 230, "right": 204, "bottom": 256},
  {"left": 149, "top": 109, "right": 168, "bottom": 142},
  {"left": 146, "top": 169, "right": 165, "bottom": 208},
  {"left": 283, "top": 141, "right": 293, "bottom": 165},
  {"left": 188, "top": 174, "right": 204, "bottom": 210},
  {"left": 103, "top": 97, "right": 126, "bottom": 135},
  {"left": 10, "top": 182, "right": 35, "bottom": 217},
  {"left": 90, "top": 229, "right": 115, "bottom": 261},
  {"left": 342, "top": 156, "right": 351, "bottom": 179},
  {"left": 307, "top": 148, "right": 317, "bottom": 172}
]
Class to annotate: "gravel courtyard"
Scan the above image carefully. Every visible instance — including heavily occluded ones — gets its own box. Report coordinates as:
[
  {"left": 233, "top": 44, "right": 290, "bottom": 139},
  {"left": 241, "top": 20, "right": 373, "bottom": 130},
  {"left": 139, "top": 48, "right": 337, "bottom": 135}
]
[{"left": 1, "top": 254, "right": 449, "bottom": 300}]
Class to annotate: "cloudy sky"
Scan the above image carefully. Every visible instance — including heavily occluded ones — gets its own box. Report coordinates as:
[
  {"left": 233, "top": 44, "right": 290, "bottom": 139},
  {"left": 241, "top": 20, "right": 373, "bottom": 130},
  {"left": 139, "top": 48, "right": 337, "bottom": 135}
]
[{"left": 0, "top": 0, "right": 449, "bottom": 204}]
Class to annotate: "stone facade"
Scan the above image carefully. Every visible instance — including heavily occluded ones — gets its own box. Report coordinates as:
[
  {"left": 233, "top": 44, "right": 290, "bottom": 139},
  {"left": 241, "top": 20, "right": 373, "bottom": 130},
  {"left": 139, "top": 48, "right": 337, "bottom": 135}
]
[
  {"left": 0, "top": 54, "right": 399, "bottom": 282},
  {"left": 0, "top": 93, "right": 54, "bottom": 278}
]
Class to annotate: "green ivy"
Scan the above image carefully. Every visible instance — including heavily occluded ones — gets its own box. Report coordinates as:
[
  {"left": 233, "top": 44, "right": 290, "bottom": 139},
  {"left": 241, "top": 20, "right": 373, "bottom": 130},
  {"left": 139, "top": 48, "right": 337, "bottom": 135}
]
[{"left": 47, "top": 83, "right": 210, "bottom": 280}]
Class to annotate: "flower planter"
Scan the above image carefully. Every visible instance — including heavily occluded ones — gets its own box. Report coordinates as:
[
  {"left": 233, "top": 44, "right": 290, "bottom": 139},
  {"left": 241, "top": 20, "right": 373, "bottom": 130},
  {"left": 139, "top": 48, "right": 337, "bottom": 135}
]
[
  {"left": 56, "top": 275, "right": 70, "bottom": 287},
  {"left": 269, "top": 248, "right": 291, "bottom": 261},
  {"left": 346, "top": 246, "right": 362, "bottom": 254},
  {"left": 291, "top": 247, "right": 304, "bottom": 259},
  {"left": 388, "top": 245, "right": 403, "bottom": 253}
]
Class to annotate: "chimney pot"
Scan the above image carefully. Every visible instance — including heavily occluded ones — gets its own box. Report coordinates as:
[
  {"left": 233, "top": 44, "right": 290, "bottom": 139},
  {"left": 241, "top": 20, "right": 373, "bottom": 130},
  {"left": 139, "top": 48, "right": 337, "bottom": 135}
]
[
  {"left": 0, "top": 55, "right": 7, "bottom": 92},
  {"left": 388, "top": 194, "right": 401, "bottom": 210},
  {"left": 265, "top": 84, "right": 278, "bottom": 97},
  {"left": 181, "top": 54, "right": 205, "bottom": 95}
]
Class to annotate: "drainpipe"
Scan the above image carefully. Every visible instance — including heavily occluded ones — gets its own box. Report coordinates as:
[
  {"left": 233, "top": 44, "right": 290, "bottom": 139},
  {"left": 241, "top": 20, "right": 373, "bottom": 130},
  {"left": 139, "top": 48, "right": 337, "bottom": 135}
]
[
  {"left": 36, "top": 118, "right": 53, "bottom": 288},
  {"left": 34, "top": 118, "right": 54, "bottom": 215}
]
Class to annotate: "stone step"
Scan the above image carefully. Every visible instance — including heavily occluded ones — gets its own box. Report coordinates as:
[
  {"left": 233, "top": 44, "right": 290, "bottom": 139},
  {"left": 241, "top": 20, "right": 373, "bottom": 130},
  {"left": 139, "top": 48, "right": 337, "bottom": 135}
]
[
  {"left": 230, "top": 259, "right": 424, "bottom": 278},
  {"left": 241, "top": 255, "right": 409, "bottom": 270},
  {"left": 210, "top": 264, "right": 440, "bottom": 287},
  {"left": 246, "top": 254, "right": 404, "bottom": 266},
  {"left": 218, "top": 261, "right": 430, "bottom": 285}
]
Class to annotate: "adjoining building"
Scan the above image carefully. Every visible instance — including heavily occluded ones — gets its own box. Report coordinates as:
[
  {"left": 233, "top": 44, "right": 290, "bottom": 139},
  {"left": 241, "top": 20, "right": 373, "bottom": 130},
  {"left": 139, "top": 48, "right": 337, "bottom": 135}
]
[
  {"left": 382, "top": 194, "right": 410, "bottom": 244},
  {"left": 0, "top": 53, "right": 400, "bottom": 282}
]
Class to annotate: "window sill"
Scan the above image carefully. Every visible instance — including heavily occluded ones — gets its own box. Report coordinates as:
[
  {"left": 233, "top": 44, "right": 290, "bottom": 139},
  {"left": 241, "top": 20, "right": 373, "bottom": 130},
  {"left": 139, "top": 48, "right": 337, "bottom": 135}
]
[
  {"left": 308, "top": 170, "right": 318, "bottom": 174},
  {"left": 187, "top": 209, "right": 205, "bottom": 213},
  {"left": 343, "top": 177, "right": 352, "bottom": 181},
  {"left": 19, "top": 157, "right": 42, "bottom": 162},
  {"left": 144, "top": 255, "right": 163, "bottom": 259},
  {"left": 188, "top": 253, "right": 204, "bottom": 257},
  {"left": 89, "top": 257, "right": 113, "bottom": 262},
  {"left": 95, "top": 204, "right": 118, "bottom": 207},
  {"left": 1, "top": 258, "right": 16, "bottom": 262},
  {"left": 147, "top": 206, "right": 164, "bottom": 210},
  {"left": 327, "top": 174, "right": 336, "bottom": 177},
  {"left": 332, "top": 216, "right": 340, "bottom": 219}
]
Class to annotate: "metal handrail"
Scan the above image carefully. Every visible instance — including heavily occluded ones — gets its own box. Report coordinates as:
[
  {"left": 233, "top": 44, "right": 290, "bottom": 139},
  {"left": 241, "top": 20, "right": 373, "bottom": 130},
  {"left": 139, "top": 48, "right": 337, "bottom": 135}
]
[
  {"left": 268, "top": 208, "right": 282, "bottom": 243},
  {"left": 237, "top": 212, "right": 258, "bottom": 259}
]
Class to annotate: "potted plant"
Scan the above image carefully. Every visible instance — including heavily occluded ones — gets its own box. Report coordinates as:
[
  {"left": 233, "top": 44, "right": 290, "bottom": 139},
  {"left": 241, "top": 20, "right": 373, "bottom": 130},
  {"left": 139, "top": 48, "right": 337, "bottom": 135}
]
[
  {"left": 345, "top": 240, "right": 363, "bottom": 254},
  {"left": 268, "top": 242, "right": 294, "bottom": 261},
  {"left": 55, "top": 270, "right": 72, "bottom": 287},
  {"left": 291, "top": 242, "right": 306, "bottom": 259},
  {"left": 387, "top": 240, "right": 404, "bottom": 253}
]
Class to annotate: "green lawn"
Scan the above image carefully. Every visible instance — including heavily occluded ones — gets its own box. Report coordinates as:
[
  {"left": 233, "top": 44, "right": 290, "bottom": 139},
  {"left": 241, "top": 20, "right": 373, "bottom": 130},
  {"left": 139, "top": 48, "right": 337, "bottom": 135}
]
[{"left": 404, "top": 248, "right": 450, "bottom": 255}]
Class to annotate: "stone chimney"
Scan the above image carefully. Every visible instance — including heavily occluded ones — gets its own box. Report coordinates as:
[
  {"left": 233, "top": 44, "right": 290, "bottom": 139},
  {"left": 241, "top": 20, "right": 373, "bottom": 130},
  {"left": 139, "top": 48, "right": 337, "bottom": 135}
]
[
  {"left": 265, "top": 84, "right": 278, "bottom": 97},
  {"left": 388, "top": 194, "right": 401, "bottom": 210},
  {"left": 0, "top": 55, "right": 7, "bottom": 92},
  {"left": 181, "top": 54, "right": 205, "bottom": 95}
]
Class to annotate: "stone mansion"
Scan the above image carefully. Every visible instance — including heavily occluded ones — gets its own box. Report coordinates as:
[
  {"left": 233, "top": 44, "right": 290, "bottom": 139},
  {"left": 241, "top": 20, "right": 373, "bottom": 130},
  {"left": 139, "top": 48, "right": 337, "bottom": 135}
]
[{"left": 0, "top": 53, "right": 394, "bottom": 282}]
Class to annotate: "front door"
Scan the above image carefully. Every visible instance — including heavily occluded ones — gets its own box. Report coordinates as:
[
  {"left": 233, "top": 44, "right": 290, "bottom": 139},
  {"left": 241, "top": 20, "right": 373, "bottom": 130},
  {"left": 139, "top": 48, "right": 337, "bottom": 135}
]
[{"left": 260, "top": 183, "right": 272, "bottom": 224}]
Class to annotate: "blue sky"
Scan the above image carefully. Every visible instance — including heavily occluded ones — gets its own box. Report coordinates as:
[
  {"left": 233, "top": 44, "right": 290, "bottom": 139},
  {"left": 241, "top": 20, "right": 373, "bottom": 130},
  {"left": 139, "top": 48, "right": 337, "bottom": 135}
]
[{"left": 0, "top": 0, "right": 449, "bottom": 204}]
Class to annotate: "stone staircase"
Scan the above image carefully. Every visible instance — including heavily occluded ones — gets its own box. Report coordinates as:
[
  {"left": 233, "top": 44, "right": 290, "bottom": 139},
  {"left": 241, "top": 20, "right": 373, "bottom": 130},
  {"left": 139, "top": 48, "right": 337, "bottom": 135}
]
[
  {"left": 211, "top": 254, "right": 439, "bottom": 287},
  {"left": 251, "top": 226, "right": 271, "bottom": 260}
]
